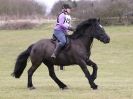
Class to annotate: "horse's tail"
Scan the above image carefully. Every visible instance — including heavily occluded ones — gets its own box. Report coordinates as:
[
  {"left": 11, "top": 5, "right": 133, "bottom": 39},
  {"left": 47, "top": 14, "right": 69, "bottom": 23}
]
[{"left": 12, "top": 44, "right": 34, "bottom": 78}]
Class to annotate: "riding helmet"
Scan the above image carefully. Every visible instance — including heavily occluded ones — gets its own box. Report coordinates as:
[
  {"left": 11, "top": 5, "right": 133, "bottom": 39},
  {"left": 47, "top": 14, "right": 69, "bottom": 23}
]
[{"left": 62, "top": 4, "right": 72, "bottom": 9}]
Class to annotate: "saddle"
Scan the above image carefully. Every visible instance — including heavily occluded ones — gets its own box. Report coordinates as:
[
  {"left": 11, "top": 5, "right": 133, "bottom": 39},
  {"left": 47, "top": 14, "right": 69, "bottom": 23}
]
[{"left": 51, "top": 35, "right": 71, "bottom": 50}]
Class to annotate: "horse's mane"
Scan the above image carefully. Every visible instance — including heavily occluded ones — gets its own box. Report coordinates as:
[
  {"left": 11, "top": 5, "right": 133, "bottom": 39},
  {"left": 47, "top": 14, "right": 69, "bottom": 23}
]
[{"left": 69, "top": 18, "right": 97, "bottom": 39}]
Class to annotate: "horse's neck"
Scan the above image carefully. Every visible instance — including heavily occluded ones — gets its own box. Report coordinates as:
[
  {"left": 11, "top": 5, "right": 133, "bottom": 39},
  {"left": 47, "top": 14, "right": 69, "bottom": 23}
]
[{"left": 79, "top": 36, "right": 93, "bottom": 52}]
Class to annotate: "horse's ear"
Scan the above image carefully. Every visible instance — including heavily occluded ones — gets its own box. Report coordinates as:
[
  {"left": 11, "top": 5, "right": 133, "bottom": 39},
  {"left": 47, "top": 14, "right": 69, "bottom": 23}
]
[{"left": 97, "top": 18, "right": 100, "bottom": 23}]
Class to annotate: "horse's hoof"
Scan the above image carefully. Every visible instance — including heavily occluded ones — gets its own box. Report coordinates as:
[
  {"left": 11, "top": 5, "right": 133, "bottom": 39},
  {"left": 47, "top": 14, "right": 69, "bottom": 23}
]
[
  {"left": 91, "top": 85, "right": 98, "bottom": 90},
  {"left": 28, "top": 86, "right": 36, "bottom": 90},
  {"left": 60, "top": 86, "right": 69, "bottom": 90}
]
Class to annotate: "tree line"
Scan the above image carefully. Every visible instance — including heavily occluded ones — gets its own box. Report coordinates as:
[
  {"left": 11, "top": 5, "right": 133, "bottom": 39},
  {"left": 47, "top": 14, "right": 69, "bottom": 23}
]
[
  {"left": 0, "top": 0, "right": 46, "bottom": 19},
  {"left": 0, "top": 0, "right": 133, "bottom": 25},
  {"left": 51, "top": 0, "right": 133, "bottom": 18},
  {"left": 50, "top": 0, "right": 133, "bottom": 25}
]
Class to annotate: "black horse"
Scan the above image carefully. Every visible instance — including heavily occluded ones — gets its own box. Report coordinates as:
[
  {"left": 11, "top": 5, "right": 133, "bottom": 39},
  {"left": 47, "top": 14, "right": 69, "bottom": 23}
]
[{"left": 12, "top": 18, "right": 110, "bottom": 90}]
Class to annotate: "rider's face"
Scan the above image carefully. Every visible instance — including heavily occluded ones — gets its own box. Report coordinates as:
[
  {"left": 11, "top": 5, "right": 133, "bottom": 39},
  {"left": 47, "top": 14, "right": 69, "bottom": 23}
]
[{"left": 66, "top": 8, "right": 71, "bottom": 14}]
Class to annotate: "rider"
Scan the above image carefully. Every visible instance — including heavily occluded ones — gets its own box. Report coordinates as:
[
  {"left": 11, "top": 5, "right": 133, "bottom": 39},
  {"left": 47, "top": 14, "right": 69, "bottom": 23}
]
[{"left": 51, "top": 4, "right": 75, "bottom": 59}]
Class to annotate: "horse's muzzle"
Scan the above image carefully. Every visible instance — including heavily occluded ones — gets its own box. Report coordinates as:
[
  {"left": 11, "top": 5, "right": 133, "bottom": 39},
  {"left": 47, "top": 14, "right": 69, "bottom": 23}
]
[{"left": 103, "top": 35, "right": 110, "bottom": 44}]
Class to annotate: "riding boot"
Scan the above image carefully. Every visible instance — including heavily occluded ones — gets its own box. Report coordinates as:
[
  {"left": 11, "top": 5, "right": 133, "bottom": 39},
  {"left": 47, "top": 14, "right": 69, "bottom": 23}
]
[{"left": 51, "top": 44, "right": 62, "bottom": 59}]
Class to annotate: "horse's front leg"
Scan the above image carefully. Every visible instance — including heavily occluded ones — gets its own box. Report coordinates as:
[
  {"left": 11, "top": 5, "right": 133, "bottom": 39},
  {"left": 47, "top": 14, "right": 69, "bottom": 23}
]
[
  {"left": 78, "top": 60, "right": 98, "bottom": 90},
  {"left": 86, "top": 59, "right": 98, "bottom": 82}
]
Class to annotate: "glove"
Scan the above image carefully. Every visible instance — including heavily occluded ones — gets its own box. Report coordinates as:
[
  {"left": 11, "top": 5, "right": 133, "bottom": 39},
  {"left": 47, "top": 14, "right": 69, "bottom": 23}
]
[{"left": 68, "top": 27, "right": 76, "bottom": 32}]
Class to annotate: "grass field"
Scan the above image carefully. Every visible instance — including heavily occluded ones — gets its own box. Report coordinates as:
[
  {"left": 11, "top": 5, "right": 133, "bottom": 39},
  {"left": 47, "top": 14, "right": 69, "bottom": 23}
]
[{"left": 0, "top": 24, "right": 133, "bottom": 99}]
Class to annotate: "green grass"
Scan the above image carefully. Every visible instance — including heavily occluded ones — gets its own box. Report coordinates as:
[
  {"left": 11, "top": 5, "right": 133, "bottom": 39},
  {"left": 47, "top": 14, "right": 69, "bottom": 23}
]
[{"left": 0, "top": 24, "right": 133, "bottom": 99}]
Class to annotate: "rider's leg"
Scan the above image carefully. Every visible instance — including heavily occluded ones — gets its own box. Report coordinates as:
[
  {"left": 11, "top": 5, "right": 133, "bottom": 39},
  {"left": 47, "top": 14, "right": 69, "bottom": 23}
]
[
  {"left": 51, "top": 30, "right": 66, "bottom": 59},
  {"left": 51, "top": 43, "right": 62, "bottom": 58}
]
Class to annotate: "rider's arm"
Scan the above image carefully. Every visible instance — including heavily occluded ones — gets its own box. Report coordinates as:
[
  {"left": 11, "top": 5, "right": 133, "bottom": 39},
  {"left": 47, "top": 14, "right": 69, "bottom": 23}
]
[{"left": 58, "top": 13, "right": 69, "bottom": 29}]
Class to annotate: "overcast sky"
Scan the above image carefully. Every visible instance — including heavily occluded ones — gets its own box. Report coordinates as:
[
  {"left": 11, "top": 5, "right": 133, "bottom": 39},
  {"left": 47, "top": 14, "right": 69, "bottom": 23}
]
[
  {"left": 35, "top": 0, "right": 59, "bottom": 13},
  {"left": 35, "top": 0, "right": 83, "bottom": 13}
]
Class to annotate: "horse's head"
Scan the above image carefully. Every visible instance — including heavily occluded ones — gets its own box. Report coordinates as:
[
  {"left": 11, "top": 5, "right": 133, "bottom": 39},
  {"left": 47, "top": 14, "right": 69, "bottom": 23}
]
[
  {"left": 71, "top": 18, "right": 110, "bottom": 44},
  {"left": 88, "top": 19, "right": 110, "bottom": 44}
]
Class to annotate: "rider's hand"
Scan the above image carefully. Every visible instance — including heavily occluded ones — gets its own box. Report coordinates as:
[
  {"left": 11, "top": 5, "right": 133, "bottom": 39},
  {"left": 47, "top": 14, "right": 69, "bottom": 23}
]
[{"left": 68, "top": 27, "right": 76, "bottom": 32}]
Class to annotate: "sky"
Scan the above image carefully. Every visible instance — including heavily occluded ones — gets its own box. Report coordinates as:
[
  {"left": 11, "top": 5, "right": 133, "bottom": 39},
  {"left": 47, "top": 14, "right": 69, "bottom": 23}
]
[
  {"left": 35, "top": 0, "right": 83, "bottom": 13},
  {"left": 35, "top": 0, "right": 59, "bottom": 13}
]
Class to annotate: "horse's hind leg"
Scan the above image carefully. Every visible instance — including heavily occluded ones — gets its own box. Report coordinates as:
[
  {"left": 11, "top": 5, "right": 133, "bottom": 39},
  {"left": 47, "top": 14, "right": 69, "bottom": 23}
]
[
  {"left": 43, "top": 61, "right": 68, "bottom": 89},
  {"left": 28, "top": 62, "right": 41, "bottom": 90}
]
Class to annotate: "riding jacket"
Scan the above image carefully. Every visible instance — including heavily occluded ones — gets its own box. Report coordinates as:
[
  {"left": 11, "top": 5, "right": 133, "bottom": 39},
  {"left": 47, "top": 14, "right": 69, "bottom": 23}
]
[{"left": 54, "top": 12, "right": 72, "bottom": 34}]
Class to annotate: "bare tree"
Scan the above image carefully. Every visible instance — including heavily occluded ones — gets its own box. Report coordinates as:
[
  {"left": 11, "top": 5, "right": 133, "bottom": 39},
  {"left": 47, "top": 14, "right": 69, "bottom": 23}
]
[
  {"left": 50, "top": 0, "right": 133, "bottom": 25},
  {"left": 0, "top": 0, "right": 46, "bottom": 18}
]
